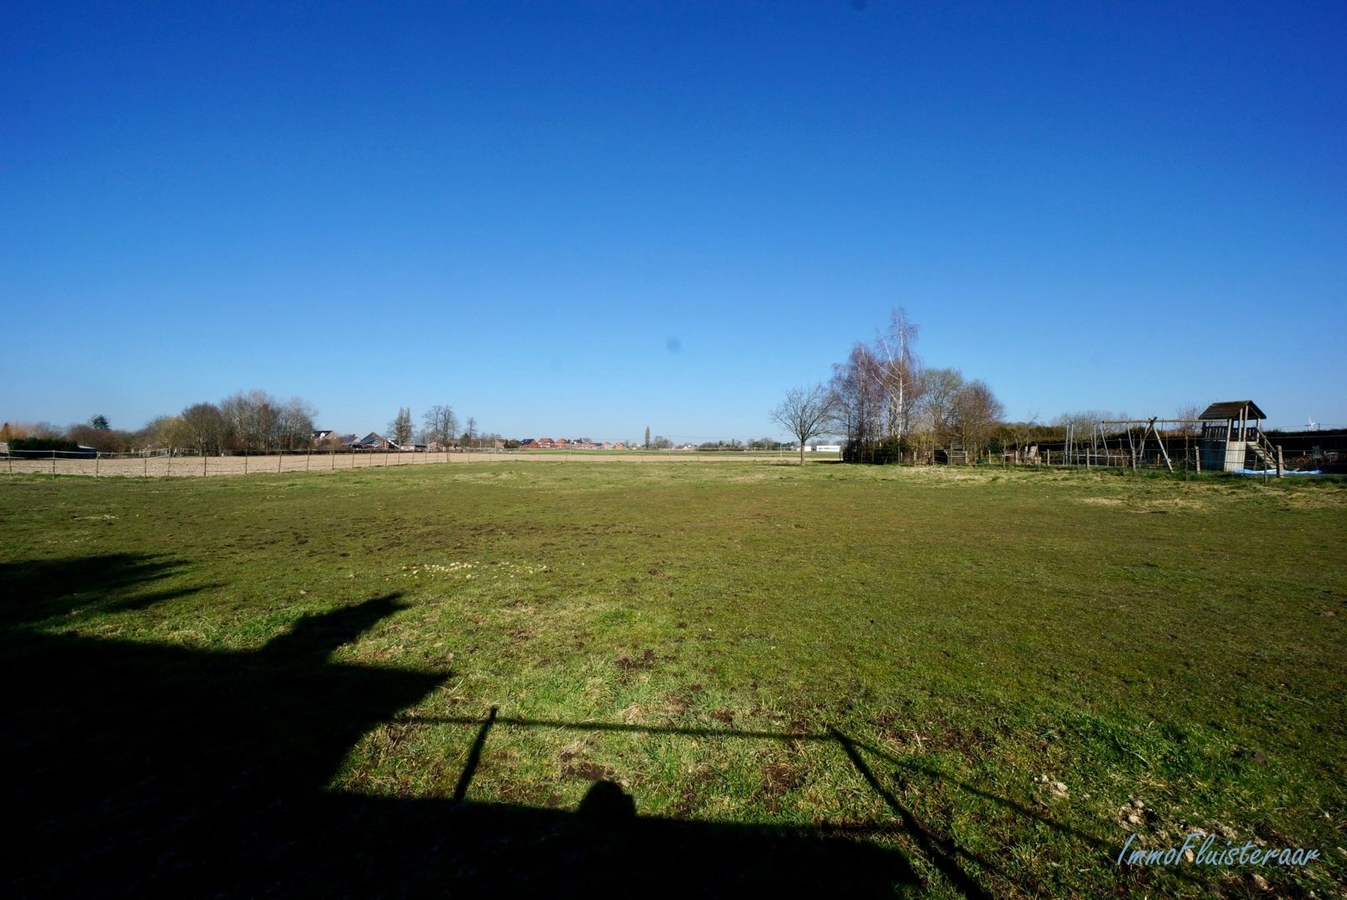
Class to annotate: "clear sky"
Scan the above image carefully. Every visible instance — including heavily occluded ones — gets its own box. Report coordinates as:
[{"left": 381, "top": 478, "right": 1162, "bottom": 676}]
[{"left": 4, "top": 1, "right": 1344, "bottom": 440}]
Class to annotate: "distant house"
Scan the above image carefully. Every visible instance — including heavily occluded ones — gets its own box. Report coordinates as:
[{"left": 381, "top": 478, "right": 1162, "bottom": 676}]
[
  {"left": 312, "top": 429, "right": 335, "bottom": 444},
  {"left": 351, "top": 432, "right": 399, "bottom": 451}
]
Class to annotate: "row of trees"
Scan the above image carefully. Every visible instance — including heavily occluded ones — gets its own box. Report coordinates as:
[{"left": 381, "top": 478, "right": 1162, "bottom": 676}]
[
  {"left": 163, "top": 391, "right": 317, "bottom": 455},
  {"left": 1, "top": 390, "right": 318, "bottom": 456},
  {"left": 773, "top": 309, "right": 1007, "bottom": 464}
]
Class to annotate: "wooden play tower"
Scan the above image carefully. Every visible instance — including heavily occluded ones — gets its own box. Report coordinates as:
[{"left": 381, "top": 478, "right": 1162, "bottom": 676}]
[{"left": 1198, "top": 401, "right": 1280, "bottom": 473}]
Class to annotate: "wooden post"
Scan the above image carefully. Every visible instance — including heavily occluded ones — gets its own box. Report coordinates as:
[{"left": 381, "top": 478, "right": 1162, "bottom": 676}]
[
  {"left": 203, "top": 453, "right": 207, "bottom": 476},
  {"left": 331, "top": 450, "right": 335, "bottom": 470},
  {"left": 167, "top": 451, "right": 171, "bottom": 476},
  {"left": 278, "top": 451, "right": 282, "bottom": 473},
  {"left": 307, "top": 448, "right": 311, "bottom": 472},
  {"left": 52, "top": 450, "right": 57, "bottom": 477},
  {"left": 95, "top": 453, "right": 99, "bottom": 478},
  {"left": 144, "top": 453, "right": 148, "bottom": 477},
  {"left": 1276, "top": 445, "right": 1284, "bottom": 478},
  {"left": 244, "top": 449, "right": 248, "bottom": 474},
  {"left": 1194, "top": 446, "right": 1201, "bottom": 473}
]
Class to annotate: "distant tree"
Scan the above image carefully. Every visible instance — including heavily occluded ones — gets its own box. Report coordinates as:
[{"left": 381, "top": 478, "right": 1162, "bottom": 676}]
[
  {"left": 644, "top": 426, "right": 651, "bottom": 450},
  {"left": 146, "top": 415, "right": 192, "bottom": 454},
  {"left": 771, "top": 383, "right": 836, "bottom": 465},
  {"left": 389, "top": 407, "right": 414, "bottom": 446},
  {"left": 951, "top": 379, "right": 1005, "bottom": 463},
  {"left": 466, "top": 417, "right": 478, "bottom": 449},
  {"left": 913, "top": 368, "right": 965, "bottom": 460},
  {"left": 220, "top": 389, "right": 281, "bottom": 452},
  {"left": 875, "top": 308, "right": 922, "bottom": 441},
  {"left": 422, "top": 405, "right": 458, "bottom": 449},
  {"left": 91, "top": 414, "right": 110, "bottom": 431},
  {"left": 1174, "top": 404, "right": 1202, "bottom": 437},
  {"left": 277, "top": 398, "right": 318, "bottom": 450},
  {"left": 180, "top": 402, "right": 226, "bottom": 456},
  {"left": 652, "top": 435, "right": 673, "bottom": 450}
]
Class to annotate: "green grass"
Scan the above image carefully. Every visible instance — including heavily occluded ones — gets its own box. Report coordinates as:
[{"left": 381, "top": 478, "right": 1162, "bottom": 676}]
[{"left": 2, "top": 463, "right": 1344, "bottom": 896}]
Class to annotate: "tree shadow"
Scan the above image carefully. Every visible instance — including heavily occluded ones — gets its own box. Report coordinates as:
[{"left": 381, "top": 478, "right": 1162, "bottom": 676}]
[
  {"left": 0, "top": 553, "right": 207, "bottom": 627},
  {"left": 0, "top": 553, "right": 1114, "bottom": 897}
]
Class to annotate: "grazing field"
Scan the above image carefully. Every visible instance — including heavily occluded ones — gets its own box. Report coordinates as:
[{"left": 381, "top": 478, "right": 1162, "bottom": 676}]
[{"left": 2, "top": 463, "right": 1344, "bottom": 897}]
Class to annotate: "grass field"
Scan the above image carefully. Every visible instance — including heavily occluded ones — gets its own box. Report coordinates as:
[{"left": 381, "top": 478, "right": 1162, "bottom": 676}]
[{"left": 2, "top": 463, "right": 1344, "bottom": 896}]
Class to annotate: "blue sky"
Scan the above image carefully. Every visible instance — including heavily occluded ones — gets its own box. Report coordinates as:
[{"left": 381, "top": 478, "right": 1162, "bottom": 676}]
[{"left": 3, "top": 1, "right": 1344, "bottom": 439}]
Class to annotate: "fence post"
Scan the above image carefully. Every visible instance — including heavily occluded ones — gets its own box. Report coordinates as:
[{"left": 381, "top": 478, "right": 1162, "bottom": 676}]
[
  {"left": 307, "top": 448, "right": 311, "bottom": 472},
  {"left": 331, "top": 450, "right": 335, "bottom": 470},
  {"left": 203, "top": 453, "right": 207, "bottom": 476},
  {"left": 244, "top": 449, "right": 248, "bottom": 475},
  {"left": 52, "top": 450, "right": 57, "bottom": 477},
  {"left": 278, "top": 451, "right": 282, "bottom": 474},
  {"left": 96, "top": 452, "right": 99, "bottom": 478},
  {"left": 167, "top": 451, "right": 171, "bottom": 476},
  {"left": 144, "top": 453, "right": 148, "bottom": 477},
  {"left": 1276, "top": 445, "right": 1284, "bottom": 478}
]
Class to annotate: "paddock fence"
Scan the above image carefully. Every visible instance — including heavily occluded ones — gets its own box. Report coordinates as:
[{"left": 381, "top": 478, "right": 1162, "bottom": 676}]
[{"left": 0, "top": 447, "right": 812, "bottom": 479}]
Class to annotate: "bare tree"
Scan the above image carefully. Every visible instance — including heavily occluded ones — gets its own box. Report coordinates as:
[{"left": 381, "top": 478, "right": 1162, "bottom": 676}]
[
  {"left": 389, "top": 407, "right": 413, "bottom": 447},
  {"left": 830, "top": 343, "right": 883, "bottom": 459},
  {"left": 422, "top": 405, "right": 458, "bottom": 449},
  {"left": 951, "top": 379, "right": 1005, "bottom": 463},
  {"left": 465, "top": 416, "right": 478, "bottom": 450},
  {"left": 914, "top": 368, "right": 964, "bottom": 461},
  {"left": 278, "top": 397, "right": 317, "bottom": 450},
  {"left": 180, "top": 402, "right": 225, "bottom": 456},
  {"left": 875, "top": 308, "right": 922, "bottom": 441},
  {"left": 219, "top": 389, "right": 284, "bottom": 452},
  {"left": 1174, "top": 403, "right": 1202, "bottom": 437},
  {"left": 771, "top": 383, "right": 835, "bottom": 465}
]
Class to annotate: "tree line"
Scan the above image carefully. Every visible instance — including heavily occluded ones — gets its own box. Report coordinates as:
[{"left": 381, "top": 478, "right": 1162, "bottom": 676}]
[{"left": 1, "top": 389, "right": 318, "bottom": 456}]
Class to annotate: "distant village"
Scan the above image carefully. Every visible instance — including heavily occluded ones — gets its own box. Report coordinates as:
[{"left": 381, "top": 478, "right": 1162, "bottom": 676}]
[{"left": 320, "top": 431, "right": 707, "bottom": 453}]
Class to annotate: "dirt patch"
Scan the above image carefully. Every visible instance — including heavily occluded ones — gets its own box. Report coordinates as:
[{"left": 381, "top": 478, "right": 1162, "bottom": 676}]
[
  {"left": 616, "top": 649, "right": 657, "bottom": 679},
  {"left": 763, "top": 761, "right": 804, "bottom": 795},
  {"left": 711, "top": 709, "right": 734, "bottom": 725}
]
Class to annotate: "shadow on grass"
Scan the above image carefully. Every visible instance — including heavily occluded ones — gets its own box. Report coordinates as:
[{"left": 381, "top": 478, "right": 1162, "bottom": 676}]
[
  {"left": 0, "top": 553, "right": 208, "bottom": 627},
  {"left": 1, "top": 553, "right": 1083, "bottom": 897}
]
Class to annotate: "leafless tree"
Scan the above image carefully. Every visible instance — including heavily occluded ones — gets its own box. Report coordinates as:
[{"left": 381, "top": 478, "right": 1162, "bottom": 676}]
[
  {"left": 278, "top": 397, "right": 317, "bottom": 450},
  {"left": 951, "top": 379, "right": 1005, "bottom": 462},
  {"left": 1174, "top": 404, "right": 1202, "bottom": 437},
  {"left": 465, "top": 416, "right": 478, "bottom": 450},
  {"left": 180, "top": 402, "right": 226, "bottom": 455},
  {"left": 771, "top": 383, "right": 836, "bottom": 465},
  {"left": 220, "top": 389, "right": 282, "bottom": 452},
  {"left": 875, "top": 308, "right": 923, "bottom": 441},
  {"left": 830, "top": 343, "right": 883, "bottom": 459},
  {"left": 389, "top": 407, "right": 414, "bottom": 447},
  {"left": 913, "top": 368, "right": 964, "bottom": 460},
  {"left": 422, "top": 405, "right": 458, "bottom": 449}
]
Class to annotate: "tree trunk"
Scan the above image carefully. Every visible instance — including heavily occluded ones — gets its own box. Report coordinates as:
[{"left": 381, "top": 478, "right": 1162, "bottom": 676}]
[{"left": 799, "top": 440, "right": 805, "bottom": 466}]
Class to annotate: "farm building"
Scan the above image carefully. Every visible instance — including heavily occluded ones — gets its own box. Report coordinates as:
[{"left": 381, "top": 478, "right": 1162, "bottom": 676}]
[{"left": 1199, "top": 401, "right": 1278, "bottom": 472}]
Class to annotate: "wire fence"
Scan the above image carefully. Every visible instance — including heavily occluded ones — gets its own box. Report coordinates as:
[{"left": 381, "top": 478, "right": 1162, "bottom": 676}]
[{"left": 0, "top": 446, "right": 832, "bottom": 479}]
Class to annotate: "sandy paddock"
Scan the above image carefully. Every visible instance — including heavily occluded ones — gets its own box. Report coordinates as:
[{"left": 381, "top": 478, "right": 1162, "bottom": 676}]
[{"left": 0, "top": 450, "right": 810, "bottom": 479}]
